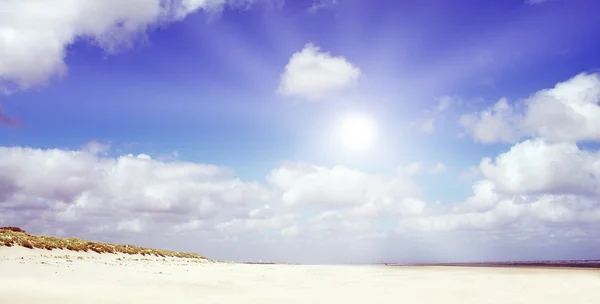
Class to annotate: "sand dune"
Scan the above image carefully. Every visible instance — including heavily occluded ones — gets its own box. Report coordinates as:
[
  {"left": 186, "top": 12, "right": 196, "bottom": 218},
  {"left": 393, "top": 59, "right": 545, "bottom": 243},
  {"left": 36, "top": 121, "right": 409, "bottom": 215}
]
[
  {"left": 1, "top": 246, "right": 599, "bottom": 304},
  {"left": 0, "top": 226, "right": 205, "bottom": 259}
]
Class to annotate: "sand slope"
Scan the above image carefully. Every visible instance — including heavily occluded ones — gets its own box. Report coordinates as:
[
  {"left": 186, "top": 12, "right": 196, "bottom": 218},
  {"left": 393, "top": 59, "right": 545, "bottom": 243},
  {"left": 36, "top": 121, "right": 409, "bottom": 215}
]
[{"left": 1, "top": 246, "right": 599, "bottom": 303}]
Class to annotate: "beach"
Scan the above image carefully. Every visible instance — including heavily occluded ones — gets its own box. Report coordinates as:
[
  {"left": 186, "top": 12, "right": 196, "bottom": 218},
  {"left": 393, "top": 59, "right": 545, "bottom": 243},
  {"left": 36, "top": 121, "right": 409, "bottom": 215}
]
[{"left": 1, "top": 246, "right": 598, "bottom": 303}]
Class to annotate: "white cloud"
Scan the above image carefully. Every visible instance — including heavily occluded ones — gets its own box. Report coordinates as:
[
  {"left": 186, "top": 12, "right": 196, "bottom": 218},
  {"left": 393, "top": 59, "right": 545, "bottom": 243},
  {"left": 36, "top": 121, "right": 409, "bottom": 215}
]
[
  {"left": 418, "top": 118, "right": 435, "bottom": 134},
  {"left": 117, "top": 218, "right": 144, "bottom": 233},
  {"left": 81, "top": 141, "right": 111, "bottom": 156},
  {"left": 267, "top": 162, "right": 422, "bottom": 208},
  {"left": 0, "top": 146, "right": 426, "bottom": 245},
  {"left": 480, "top": 139, "right": 600, "bottom": 196},
  {"left": 397, "top": 137, "right": 600, "bottom": 239},
  {"left": 277, "top": 43, "right": 361, "bottom": 102},
  {"left": 216, "top": 213, "right": 296, "bottom": 235},
  {"left": 417, "top": 96, "right": 456, "bottom": 133},
  {"left": 306, "top": 211, "right": 374, "bottom": 237},
  {"left": 436, "top": 96, "right": 454, "bottom": 112},
  {"left": 308, "top": 0, "right": 338, "bottom": 13},
  {"left": 2, "top": 140, "right": 600, "bottom": 262},
  {"left": 0, "top": 145, "right": 271, "bottom": 237},
  {"left": 450, "top": 180, "right": 501, "bottom": 213},
  {"left": 0, "top": 0, "right": 249, "bottom": 91},
  {"left": 398, "top": 193, "right": 600, "bottom": 240},
  {"left": 460, "top": 73, "right": 600, "bottom": 143},
  {"left": 459, "top": 98, "right": 523, "bottom": 143}
]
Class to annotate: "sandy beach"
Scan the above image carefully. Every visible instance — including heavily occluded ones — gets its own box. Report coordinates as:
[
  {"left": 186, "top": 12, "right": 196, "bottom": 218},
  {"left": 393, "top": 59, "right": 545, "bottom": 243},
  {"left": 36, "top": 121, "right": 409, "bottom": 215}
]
[{"left": 1, "top": 246, "right": 598, "bottom": 303}]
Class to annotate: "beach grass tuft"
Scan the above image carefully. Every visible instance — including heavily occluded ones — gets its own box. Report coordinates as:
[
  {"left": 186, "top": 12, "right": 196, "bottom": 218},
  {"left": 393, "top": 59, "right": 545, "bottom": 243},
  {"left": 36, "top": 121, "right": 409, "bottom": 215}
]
[{"left": 0, "top": 227, "right": 206, "bottom": 259}]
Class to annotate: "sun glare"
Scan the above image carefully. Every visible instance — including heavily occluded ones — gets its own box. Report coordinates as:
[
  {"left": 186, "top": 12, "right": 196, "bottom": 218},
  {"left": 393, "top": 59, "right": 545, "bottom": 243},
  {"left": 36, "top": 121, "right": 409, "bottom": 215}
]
[{"left": 337, "top": 114, "right": 378, "bottom": 151}]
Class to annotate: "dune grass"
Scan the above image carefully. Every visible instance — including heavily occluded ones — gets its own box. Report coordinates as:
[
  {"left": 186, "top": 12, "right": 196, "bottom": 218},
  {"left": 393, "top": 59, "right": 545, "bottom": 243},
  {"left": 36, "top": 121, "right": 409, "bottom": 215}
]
[{"left": 0, "top": 227, "right": 206, "bottom": 259}]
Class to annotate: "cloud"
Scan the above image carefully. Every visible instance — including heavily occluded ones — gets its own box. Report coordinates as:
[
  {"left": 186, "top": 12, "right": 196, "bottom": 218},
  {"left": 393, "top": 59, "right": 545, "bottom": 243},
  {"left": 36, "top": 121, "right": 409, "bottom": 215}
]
[
  {"left": 400, "top": 74, "right": 600, "bottom": 254},
  {"left": 2, "top": 141, "right": 600, "bottom": 262},
  {"left": 277, "top": 43, "right": 361, "bottom": 102},
  {"left": 436, "top": 96, "right": 454, "bottom": 112},
  {"left": 399, "top": 191, "right": 600, "bottom": 240},
  {"left": 81, "top": 141, "right": 111, "bottom": 156},
  {"left": 0, "top": 107, "right": 21, "bottom": 127},
  {"left": 418, "top": 118, "right": 435, "bottom": 134},
  {"left": 480, "top": 139, "right": 600, "bottom": 196},
  {"left": 308, "top": 0, "right": 338, "bottom": 13},
  {"left": 460, "top": 73, "right": 600, "bottom": 143},
  {"left": 0, "top": 0, "right": 252, "bottom": 92},
  {"left": 417, "top": 96, "right": 456, "bottom": 133},
  {"left": 267, "top": 162, "right": 422, "bottom": 208},
  {"left": 0, "top": 145, "right": 271, "bottom": 239},
  {"left": 398, "top": 137, "right": 600, "bottom": 238},
  {"left": 459, "top": 98, "right": 523, "bottom": 143}
]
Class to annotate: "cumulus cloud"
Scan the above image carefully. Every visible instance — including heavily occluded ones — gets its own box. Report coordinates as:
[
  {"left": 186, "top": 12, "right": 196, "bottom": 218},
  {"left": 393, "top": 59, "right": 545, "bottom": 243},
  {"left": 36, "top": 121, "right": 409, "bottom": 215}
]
[
  {"left": 398, "top": 80, "right": 600, "bottom": 251},
  {"left": 0, "top": 146, "right": 271, "bottom": 238},
  {"left": 405, "top": 81, "right": 600, "bottom": 259},
  {"left": 398, "top": 137, "right": 600, "bottom": 244},
  {"left": 480, "top": 139, "right": 600, "bottom": 196},
  {"left": 278, "top": 43, "right": 361, "bottom": 102},
  {"left": 2, "top": 139, "right": 600, "bottom": 262},
  {"left": 459, "top": 98, "right": 523, "bottom": 143},
  {"left": 0, "top": 0, "right": 251, "bottom": 91},
  {"left": 267, "top": 162, "right": 422, "bottom": 208},
  {"left": 399, "top": 193, "right": 600, "bottom": 240},
  {"left": 460, "top": 73, "right": 600, "bottom": 143},
  {"left": 0, "top": 150, "right": 424, "bottom": 235}
]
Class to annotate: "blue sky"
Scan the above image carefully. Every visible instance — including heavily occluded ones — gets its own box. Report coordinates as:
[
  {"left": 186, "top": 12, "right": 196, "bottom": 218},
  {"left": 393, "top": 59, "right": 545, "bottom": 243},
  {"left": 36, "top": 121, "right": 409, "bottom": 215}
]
[{"left": 2, "top": 0, "right": 600, "bottom": 263}]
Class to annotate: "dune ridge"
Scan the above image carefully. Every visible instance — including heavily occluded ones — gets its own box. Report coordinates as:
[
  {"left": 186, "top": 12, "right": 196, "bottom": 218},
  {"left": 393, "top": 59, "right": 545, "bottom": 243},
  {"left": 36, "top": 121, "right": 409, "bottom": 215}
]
[{"left": 0, "top": 226, "right": 206, "bottom": 259}]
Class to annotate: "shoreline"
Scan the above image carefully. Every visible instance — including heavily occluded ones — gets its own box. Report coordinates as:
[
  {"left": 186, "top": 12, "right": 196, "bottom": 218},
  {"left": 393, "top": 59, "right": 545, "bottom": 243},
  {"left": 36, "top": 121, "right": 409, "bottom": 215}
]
[{"left": 383, "top": 261, "right": 600, "bottom": 270}]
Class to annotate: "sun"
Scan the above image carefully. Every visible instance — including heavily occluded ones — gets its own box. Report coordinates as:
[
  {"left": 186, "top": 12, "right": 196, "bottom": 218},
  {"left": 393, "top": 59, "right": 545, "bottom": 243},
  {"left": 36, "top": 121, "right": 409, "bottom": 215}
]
[{"left": 337, "top": 113, "right": 378, "bottom": 151}]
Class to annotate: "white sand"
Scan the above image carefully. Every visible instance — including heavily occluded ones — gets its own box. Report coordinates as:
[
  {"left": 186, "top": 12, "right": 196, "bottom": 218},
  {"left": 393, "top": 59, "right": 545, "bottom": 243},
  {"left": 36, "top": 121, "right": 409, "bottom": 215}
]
[{"left": 1, "top": 246, "right": 598, "bottom": 303}]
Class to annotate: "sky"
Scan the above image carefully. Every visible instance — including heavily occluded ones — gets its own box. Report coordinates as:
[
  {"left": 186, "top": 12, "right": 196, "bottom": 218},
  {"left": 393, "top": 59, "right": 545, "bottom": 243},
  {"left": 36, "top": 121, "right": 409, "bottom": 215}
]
[{"left": 1, "top": 0, "right": 600, "bottom": 264}]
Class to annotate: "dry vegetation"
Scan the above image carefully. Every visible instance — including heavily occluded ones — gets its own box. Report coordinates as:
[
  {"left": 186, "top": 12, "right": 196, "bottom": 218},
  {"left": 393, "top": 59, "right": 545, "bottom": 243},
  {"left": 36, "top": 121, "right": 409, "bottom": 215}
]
[{"left": 0, "top": 227, "right": 206, "bottom": 259}]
